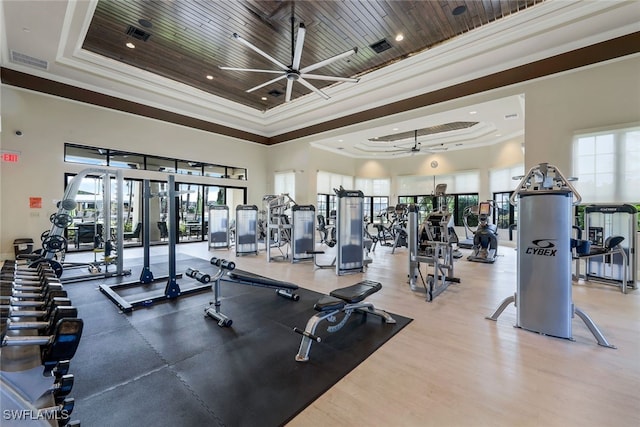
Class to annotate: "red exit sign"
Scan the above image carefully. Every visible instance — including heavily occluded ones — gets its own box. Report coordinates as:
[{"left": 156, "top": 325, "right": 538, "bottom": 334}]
[{"left": 1, "top": 152, "right": 20, "bottom": 163}]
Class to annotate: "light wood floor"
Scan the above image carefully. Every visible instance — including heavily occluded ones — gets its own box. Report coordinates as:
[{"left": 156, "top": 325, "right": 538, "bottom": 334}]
[{"left": 71, "top": 240, "right": 640, "bottom": 427}]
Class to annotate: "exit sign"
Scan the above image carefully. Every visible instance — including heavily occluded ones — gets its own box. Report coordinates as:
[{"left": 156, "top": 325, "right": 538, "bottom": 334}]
[{"left": 1, "top": 151, "right": 20, "bottom": 163}]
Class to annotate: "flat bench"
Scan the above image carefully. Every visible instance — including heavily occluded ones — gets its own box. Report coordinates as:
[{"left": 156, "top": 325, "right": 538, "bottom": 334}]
[
  {"left": 225, "top": 269, "right": 299, "bottom": 300},
  {"left": 294, "top": 280, "right": 395, "bottom": 362},
  {"left": 201, "top": 258, "right": 299, "bottom": 327}
]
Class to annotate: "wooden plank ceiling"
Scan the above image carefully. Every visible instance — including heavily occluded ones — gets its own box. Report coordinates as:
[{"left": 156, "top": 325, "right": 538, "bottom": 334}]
[{"left": 83, "top": 0, "right": 542, "bottom": 111}]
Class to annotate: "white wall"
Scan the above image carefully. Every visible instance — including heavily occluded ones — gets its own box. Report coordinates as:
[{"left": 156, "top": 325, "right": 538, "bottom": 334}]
[
  {"left": 0, "top": 88, "right": 268, "bottom": 259},
  {"left": 523, "top": 57, "right": 640, "bottom": 171}
]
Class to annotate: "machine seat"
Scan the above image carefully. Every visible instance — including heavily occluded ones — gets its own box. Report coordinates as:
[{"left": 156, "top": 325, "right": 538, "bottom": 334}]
[{"left": 329, "top": 280, "right": 382, "bottom": 304}]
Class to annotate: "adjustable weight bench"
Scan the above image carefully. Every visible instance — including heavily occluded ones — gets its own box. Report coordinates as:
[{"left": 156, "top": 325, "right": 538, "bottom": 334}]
[
  {"left": 198, "top": 257, "right": 300, "bottom": 327},
  {"left": 293, "top": 280, "right": 396, "bottom": 362}
]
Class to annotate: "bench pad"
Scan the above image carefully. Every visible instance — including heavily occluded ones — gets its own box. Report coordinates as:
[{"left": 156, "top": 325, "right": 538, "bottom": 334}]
[
  {"left": 226, "top": 269, "right": 299, "bottom": 290},
  {"left": 329, "top": 280, "right": 382, "bottom": 304},
  {"left": 314, "top": 295, "right": 346, "bottom": 312}
]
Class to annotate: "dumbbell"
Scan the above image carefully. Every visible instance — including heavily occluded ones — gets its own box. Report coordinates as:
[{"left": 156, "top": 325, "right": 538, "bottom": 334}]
[
  {"left": 13, "top": 262, "right": 55, "bottom": 277},
  {"left": 11, "top": 276, "right": 62, "bottom": 293},
  {"left": 2, "top": 317, "right": 84, "bottom": 375},
  {"left": 11, "top": 283, "right": 65, "bottom": 301},
  {"left": 9, "top": 297, "right": 72, "bottom": 319},
  {"left": 31, "top": 397, "right": 76, "bottom": 427},
  {"left": 10, "top": 287, "right": 68, "bottom": 307},
  {"left": 6, "top": 306, "right": 78, "bottom": 335},
  {"left": 51, "top": 373, "right": 75, "bottom": 405},
  {"left": 210, "top": 257, "right": 236, "bottom": 271},
  {"left": 5, "top": 268, "right": 60, "bottom": 285},
  {"left": 185, "top": 267, "right": 211, "bottom": 284}
]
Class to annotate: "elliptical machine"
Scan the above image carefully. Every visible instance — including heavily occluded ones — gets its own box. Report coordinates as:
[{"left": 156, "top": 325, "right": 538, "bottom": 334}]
[{"left": 467, "top": 201, "right": 498, "bottom": 263}]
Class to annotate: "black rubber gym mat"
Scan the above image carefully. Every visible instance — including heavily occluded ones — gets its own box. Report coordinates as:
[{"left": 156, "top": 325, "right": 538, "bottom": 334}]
[{"left": 63, "top": 256, "right": 412, "bottom": 427}]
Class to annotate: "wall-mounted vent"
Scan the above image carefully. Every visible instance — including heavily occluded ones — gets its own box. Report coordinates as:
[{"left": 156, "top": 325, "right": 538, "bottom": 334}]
[
  {"left": 504, "top": 113, "right": 519, "bottom": 120},
  {"left": 268, "top": 89, "right": 283, "bottom": 97},
  {"left": 10, "top": 51, "right": 49, "bottom": 70},
  {"left": 370, "top": 38, "right": 392, "bottom": 54},
  {"left": 126, "top": 25, "right": 152, "bottom": 41}
]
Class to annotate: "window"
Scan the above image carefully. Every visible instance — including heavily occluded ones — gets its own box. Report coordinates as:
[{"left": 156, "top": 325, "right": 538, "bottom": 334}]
[
  {"left": 490, "top": 164, "right": 524, "bottom": 194},
  {"left": 398, "top": 171, "right": 479, "bottom": 225},
  {"left": 177, "top": 161, "right": 203, "bottom": 176},
  {"left": 204, "top": 164, "right": 226, "bottom": 178},
  {"left": 64, "top": 145, "right": 107, "bottom": 166},
  {"left": 64, "top": 143, "right": 247, "bottom": 181},
  {"left": 493, "top": 192, "right": 516, "bottom": 229},
  {"left": 148, "top": 157, "right": 177, "bottom": 173},
  {"left": 489, "top": 165, "right": 523, "bottom": 230},
  {"left": 317, "top": 171, "right": 353, "bottom": 193},
  {"left": 455, "top": 194, "right": 479, "bottom": 226},
  {"left": 572, "top": 126, "right": 640, "bottom": 203},
  {"left": 398, "top": 170, "right": 479, "bottom": 196},
  {"left": 316, "top": 193, "right": 338, "bottom": 221},
  {"left": 274, "top": 171, "right": 296, "bottom": 201},
  {"left": 367, "top": 196, "right": 389, "bottom": 223},
  {"left": 64, "top": 173, "right": 246, "bottom": 251},
  {"left": 355, "top": 178, "right": 390, "bottom": 223}
]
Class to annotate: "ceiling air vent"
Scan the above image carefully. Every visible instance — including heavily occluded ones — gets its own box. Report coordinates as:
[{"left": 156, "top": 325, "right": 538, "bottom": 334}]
[
  {"left": 370, "top": 38, "right": 392, "bottom": 54},
  {"left": 126, "top": 25, "right": 152, "bottom": 41},
  {"left": 268, "top": 89, "right": 284, "bottom": 97},
  {"left": 504, "top": 113, "right": 519, "bottom": 120},
  {"left": 371, "top": 121, "right": 479, "bottom": 142},
  {"left": 10, "top": 50, "right": 48, "bottom": 70}
]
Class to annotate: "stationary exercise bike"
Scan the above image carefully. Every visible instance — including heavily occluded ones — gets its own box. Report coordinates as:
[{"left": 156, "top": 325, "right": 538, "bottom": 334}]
[{"left": 467, "top": 201, "right": 498, "bottom": 263}]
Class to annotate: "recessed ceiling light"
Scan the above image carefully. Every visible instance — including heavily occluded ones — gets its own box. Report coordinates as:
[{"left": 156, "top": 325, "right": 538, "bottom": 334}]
[
  {"left": 338, "top": 139, "right": 343, "bottom": 142},
  {"left": 138, "top": 18, "right": 153, "bottom": 29},
  {"left": 392, "top": 127, "right": 399, "bottom": 131},
  {"left": 469, "top": 111, "right": 477, "bottom": 115},
  {"left": 395, "top": 34, "right": 404, "bottom": 42},
  {"left": 261, "top": 96, "right": 267, "bottom": 101},
  {"left": 206, "top": 75, "right": 214, "bottom": 80},
  {"left": 495, "top": 134, "right": 502, "bottom": 137},
  {"left": 126, "top": 42, "right": 135, "bottom": 49},
  {"left": 452, "top": 5, "right": 467, "bottom": 16}
]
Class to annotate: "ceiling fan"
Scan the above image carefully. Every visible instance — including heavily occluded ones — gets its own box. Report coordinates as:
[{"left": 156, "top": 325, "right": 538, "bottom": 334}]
[
  {"left": 219, "top": 16, "right": 360, "bottom": 103},
  {"left": 389, "top": 130, "right": 449, "bottom": 155}
]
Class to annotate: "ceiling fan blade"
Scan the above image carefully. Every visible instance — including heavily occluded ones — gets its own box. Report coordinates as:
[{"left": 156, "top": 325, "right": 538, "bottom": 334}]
[
  {"left": 246, "top": 74, "right": 287, "bottom": 93},
  {"left": 232, "top": 32, "right": 288, "bottom": 70},
  {"left": 300, "top": 47, "right": 358, "bottom": 73},
  {"left": 285, "top": 80, "right": 294, "bottom": 102},
  {"left": 297, "top": 77, "right": 330, "bottom": 100},
  {"left": 219, "top": 67, "right": 284, "bottom": 74},
  {"left": 300, "top": 74, "right": 360, "bottom": 83},
  {"left": 292, "top": 23, "right": 306, "bottom": 70}
]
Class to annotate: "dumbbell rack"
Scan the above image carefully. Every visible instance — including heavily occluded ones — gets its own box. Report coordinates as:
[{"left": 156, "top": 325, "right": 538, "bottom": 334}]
[{"left": 1, "top": 260, "right": 83, "bottom": 426}]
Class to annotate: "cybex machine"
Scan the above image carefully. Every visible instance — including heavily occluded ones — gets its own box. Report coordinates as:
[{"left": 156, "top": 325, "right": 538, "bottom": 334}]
[
  {"left": 408, "top": 184, "right": 461, "bottom": 301},
  {"left": 487, "top": 163, "right": 615, "bottom": 348},
  {"left": 208, "top": 205, "right": 230, "bottom": 249},
  {"left": 291, "top": 204, "right": 316, "bottom": 263},
  {"left": 235, "top": 205, "right": 259, "bottom": 256},
  {"left": 574, "top": 204, "right": 636, "bottom": 293},
  {"left": 335, "top": 188, "right": 366, "bottom": 275}
]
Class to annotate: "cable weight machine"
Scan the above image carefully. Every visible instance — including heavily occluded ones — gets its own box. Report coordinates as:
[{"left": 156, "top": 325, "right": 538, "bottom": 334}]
[{"left": 486, "top": 163, "right": 615, "bottom": 348}]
